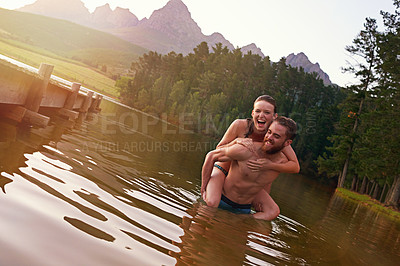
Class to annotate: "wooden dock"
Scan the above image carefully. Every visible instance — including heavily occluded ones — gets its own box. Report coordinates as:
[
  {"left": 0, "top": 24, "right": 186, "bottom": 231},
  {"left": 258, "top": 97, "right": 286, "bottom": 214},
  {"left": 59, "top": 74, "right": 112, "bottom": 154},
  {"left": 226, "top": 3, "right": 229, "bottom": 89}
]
[{"left": 0, "top": 59, "right": 102, "bottom": 127}]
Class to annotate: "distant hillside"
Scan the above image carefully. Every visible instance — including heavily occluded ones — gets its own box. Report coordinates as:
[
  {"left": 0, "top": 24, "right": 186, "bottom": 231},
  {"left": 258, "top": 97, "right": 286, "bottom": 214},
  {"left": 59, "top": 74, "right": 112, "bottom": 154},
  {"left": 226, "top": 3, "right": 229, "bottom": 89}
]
[
  {"left": 16, "top": 0, "right": 90, "bottom": 25},
  {"left": 0, "top": 7, "right": 147, "bottom": 70}
]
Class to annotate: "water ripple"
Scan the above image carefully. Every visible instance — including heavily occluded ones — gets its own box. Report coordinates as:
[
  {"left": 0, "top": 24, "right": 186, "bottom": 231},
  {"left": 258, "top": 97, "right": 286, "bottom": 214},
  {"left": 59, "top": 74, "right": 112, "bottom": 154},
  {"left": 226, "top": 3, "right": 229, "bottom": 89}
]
[{"left": 1, "top": 103, "right": 398, "bottom": 265}]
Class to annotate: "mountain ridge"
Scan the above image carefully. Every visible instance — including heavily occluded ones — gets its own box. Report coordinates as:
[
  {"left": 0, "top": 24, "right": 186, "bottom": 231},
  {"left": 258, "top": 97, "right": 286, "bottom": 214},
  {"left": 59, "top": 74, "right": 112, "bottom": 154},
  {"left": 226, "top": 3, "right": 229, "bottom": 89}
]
[
  {"left": 91, "top": 4, "right": 139, "bottom": 28},
  {"left": 15, "top": 0, "right": 262, "bottom": 56},
  {"left": 286, "top": 52, "right": 332, "bottom": 85},
  {"left": 16, "top": 0, "right": 332, "bottom": 85}
]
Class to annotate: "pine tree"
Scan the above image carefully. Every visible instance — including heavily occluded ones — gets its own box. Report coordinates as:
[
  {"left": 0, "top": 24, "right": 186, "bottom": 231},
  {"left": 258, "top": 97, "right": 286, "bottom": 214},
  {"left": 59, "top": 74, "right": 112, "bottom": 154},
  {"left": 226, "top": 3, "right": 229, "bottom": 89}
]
[
  {"left": 330, "top": 18, "right": 380, "bottom": 188},
  {"left": 378, "top": 0, "right": 400, "bottom": 207}
]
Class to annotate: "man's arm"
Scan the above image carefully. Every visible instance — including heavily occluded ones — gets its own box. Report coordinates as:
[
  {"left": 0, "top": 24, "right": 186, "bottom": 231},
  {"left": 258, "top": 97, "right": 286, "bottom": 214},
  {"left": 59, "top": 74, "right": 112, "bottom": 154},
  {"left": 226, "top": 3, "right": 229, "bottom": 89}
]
[{"left": 201, "top": 144, "right": 252, "bottom": 195}]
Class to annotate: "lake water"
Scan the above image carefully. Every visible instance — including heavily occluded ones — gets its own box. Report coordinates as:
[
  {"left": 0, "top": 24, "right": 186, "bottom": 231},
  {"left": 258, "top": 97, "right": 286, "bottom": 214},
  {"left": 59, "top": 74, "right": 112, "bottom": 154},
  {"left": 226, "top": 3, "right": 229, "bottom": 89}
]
[{"left": 0, "top": 99, "right": 399, "bottom": 265}]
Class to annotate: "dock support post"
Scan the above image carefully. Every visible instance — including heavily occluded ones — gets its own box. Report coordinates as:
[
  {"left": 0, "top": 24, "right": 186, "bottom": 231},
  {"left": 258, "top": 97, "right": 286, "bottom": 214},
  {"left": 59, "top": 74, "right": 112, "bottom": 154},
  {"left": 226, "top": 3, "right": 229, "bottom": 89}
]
[
  {"left": 73, "top": 91, "right": 94, "bottom": 128},
  {"left": 79, "top": 91, "right": 94, "bottom": 113},
  {"left": 23, "top": 63, "right": 54, "bottom": 127},
  {"left": 58, "top": 82, "right": 80, "bottom": 120},
  {"left": 25, "top": 63, "right": 53, "bottom": 112},
  {"left": 89, "top": 94, "right": 103, "bottom": 113}
]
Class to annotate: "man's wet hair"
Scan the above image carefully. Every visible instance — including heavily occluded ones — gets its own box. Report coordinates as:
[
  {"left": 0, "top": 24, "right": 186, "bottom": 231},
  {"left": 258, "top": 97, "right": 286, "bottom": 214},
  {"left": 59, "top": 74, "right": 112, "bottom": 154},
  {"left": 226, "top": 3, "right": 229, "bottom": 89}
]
[{"left": 273, "top": 116, "right": 297, "bottom": 140}]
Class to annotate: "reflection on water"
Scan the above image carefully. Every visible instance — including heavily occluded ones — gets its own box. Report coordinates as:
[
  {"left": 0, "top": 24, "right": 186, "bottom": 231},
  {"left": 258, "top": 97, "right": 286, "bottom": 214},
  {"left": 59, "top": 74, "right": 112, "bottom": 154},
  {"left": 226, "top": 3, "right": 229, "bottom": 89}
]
[{"left": 0, "top": 100, "right": 399, "bottom": 265}]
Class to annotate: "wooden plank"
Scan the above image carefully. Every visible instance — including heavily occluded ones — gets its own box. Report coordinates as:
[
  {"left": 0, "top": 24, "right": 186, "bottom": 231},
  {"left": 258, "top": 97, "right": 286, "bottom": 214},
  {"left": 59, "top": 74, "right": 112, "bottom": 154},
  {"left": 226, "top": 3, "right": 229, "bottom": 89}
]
[
  {"left": 0, "top": 65, "right": 34, "bottom": 105},
  {"left": 40, "top": 83, "right": 69, "bottom": 108},
  {"left": 22, "top": 109, "right": 50, "bottom": 128},
  {"left": 58, "top": 108, "right": 79, "bottom": 120},
  {"left": 0, "top": 105, "right": 27, "bottom": 122}
]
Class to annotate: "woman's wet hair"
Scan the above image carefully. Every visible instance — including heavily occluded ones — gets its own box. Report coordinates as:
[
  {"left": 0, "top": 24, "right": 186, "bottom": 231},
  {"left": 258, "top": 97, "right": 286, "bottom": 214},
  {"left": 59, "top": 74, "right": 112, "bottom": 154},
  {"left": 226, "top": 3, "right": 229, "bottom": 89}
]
[{"left": 255, "top": 95, "right": 277, "bottom": 114}]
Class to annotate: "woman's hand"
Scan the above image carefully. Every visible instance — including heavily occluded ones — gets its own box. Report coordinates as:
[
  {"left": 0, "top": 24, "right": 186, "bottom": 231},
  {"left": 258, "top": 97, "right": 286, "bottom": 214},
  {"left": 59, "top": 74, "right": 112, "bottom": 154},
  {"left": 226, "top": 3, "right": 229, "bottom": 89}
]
[
  {"left": 247, "top": 158, "right": 272, "bottom": 172},
  {"left": 253, "top": 201, "right": 263, "bottom": 212},
  {"left": 235, "top": 138, "right": 255, "bottom": 152}
]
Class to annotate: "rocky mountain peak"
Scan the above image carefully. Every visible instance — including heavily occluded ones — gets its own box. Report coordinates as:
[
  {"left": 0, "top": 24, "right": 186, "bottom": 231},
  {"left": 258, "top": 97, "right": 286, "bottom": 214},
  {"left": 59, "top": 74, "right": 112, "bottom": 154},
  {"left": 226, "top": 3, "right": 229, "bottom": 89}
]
[
  {"left": 91, "top": 4, "right": 138, "bottom": 28},
  {"left": 91, "top": 4, "right": 112, "bottom": 21},
  {"left": 163, "top": 0, "right": 189, "bottom": 11},
  {"left": 143, "top": 0, "right": 202, "bottom": 37},
  {"left": 206, "top": 33, "right": 234, "bottom": 51},
  {"left": 17, "top": 0, "right": 90, "bottom": 25},
  {"left": 94, "top": 3, "right": 112, "bottom": 13},
  {"left": 110, "top": 7, "right": 139, "bottom": 27},
  {"left": 241, "top": 43, "right": 265, "bottom": 57},
  {"left": 286, "top": 52, "right": 332, "bottom": 85},
  {"left": 134, "top": 0, "right": 213, "bottom": 54}
]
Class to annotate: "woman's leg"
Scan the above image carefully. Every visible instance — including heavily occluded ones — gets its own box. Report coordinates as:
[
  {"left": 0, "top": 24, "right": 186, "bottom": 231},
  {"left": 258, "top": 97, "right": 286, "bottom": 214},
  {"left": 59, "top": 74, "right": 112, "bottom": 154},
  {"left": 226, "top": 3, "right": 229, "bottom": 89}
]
[
  {"left": 252, "top": 189, "right": 280, "bottom": 220},
  {"left": 202, "top": 161, "right": 231, "bottom": 207}
]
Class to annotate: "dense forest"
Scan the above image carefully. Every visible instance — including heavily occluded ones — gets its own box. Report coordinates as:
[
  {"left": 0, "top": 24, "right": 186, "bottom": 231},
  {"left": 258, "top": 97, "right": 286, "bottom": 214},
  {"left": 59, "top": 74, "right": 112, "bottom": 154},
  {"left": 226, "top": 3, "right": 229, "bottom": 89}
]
[
  {"left": 317, "top": 1, "right": 400, "bottom": 209},
  {"left": 116, "top": 44, "right": 345, "bottom": 174},
  {"left": 116, "top": 1, "right": 399, "bottom": 209}
]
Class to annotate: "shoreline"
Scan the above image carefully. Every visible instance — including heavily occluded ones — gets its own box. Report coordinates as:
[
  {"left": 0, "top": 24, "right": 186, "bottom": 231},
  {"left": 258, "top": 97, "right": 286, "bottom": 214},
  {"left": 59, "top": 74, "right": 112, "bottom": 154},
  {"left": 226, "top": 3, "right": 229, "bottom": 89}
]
[{"left": 335, "top": 188, "right": 400, "bottom": 221}]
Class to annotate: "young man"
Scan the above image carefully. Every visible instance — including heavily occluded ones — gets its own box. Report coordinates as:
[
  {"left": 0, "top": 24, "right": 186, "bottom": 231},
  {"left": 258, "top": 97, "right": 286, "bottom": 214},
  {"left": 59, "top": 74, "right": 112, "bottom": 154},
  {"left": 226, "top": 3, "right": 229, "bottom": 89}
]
[
  {"left": 201, "top": 95, "right": 299, "bottom": 208},
  {"left": 201, "top": 116, "right": 297, "bottom": 220}
]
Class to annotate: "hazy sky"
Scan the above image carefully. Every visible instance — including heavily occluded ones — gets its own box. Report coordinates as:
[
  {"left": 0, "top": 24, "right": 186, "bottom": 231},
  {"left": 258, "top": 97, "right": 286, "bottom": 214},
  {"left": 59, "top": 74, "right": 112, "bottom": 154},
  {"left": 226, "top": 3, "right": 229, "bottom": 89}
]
[{"left": 0, "top": 0, "right": 396, "bottom": 86}]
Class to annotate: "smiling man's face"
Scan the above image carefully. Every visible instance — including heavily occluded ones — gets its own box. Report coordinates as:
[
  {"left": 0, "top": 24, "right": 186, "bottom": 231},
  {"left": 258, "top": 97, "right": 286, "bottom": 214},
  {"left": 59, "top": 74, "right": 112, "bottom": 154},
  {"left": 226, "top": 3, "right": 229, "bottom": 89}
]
[{"left": 262, "top": 122, "right": 292, "bottom": 154}]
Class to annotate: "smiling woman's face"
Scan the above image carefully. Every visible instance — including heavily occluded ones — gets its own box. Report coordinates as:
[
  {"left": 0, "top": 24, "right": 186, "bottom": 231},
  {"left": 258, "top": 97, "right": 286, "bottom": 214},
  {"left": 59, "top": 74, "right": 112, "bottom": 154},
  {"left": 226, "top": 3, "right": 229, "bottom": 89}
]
[{"left": 251, "top": 100, "right": 276, "bottom": 133}]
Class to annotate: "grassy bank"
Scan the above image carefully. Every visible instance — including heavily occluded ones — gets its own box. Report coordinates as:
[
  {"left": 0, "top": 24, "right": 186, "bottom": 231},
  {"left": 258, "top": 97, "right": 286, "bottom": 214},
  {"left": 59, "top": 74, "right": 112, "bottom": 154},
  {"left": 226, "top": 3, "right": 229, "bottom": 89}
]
[
  {"left": 0, "top": 40, "right": 120, "bottom": 97},
  {"left": 336, "top": 188, "right": 400, "bottom": 221},
  {"left": 0, "top": 7, "right": 152, "bottom": 99}
]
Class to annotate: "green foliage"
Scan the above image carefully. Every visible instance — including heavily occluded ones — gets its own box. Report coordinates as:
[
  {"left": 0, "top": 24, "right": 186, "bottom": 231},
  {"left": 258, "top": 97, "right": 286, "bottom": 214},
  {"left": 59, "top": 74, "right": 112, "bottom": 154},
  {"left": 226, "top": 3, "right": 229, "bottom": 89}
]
[
  {"left": 317, "top": 0, "right": 400, "bottom": 207},
  {"left": 116, "top": 42, "right": 344, "bottom": 175}
]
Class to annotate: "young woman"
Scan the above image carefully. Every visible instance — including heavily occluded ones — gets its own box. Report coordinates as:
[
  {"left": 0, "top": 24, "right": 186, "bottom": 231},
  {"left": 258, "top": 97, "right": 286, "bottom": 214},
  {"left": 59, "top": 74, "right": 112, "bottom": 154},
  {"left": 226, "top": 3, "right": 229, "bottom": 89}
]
[{"left": 201, "top": 95, "right": 300, "bottom": 218}]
